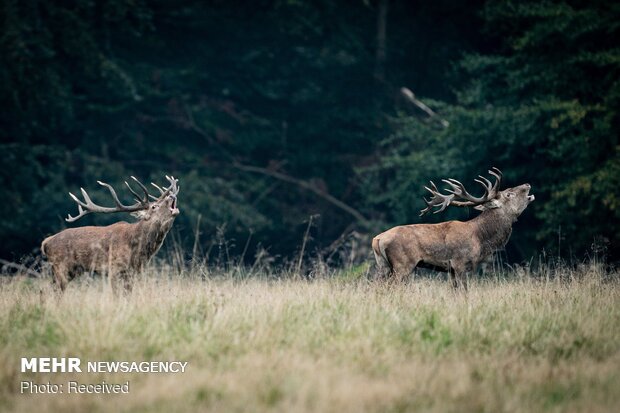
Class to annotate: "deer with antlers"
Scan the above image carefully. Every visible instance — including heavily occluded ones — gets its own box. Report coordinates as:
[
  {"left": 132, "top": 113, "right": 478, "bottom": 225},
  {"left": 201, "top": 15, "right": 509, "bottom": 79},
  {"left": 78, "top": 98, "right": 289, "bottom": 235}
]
[
  {"left": 372, "top": 168, "right": 534, "bottom": 289},
  {"left": 41, "top": 176, "right": 180, "bottom": 292}
]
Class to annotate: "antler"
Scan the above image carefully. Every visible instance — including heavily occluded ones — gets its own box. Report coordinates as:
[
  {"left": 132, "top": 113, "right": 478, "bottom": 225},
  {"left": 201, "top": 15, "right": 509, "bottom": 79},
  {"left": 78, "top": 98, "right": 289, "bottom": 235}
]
[
  {"left": 165, "top": 175, "right": 179, "bottom": 196},
  {"left": 66, "top": 177, "right": 154, "bottom": 222},
  {"left": 125, "top": 176, "right": 152, "bottom": 202},
  {"left": 150, "top": 175, "right": 179, "bottom": 199},
  {"left": 420, "top": 167, "right": 502, "bottom": 216}
]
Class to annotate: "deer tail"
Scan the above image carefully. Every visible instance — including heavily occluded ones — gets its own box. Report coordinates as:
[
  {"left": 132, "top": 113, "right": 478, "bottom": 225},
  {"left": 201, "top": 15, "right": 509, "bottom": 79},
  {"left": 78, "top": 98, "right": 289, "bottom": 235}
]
[
  {"left": 372, "top": 236, "right": 391, "bottom": 271},
  {"left": 40, "top": 236, "right": 53, "bottom": 257}
]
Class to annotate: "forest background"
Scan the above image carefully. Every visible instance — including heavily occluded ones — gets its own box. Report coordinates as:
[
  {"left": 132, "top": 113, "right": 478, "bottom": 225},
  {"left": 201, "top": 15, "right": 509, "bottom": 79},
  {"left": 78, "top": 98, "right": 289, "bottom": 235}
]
[{"left": 1, "top": 0, "right": 618, "bottom": 265}]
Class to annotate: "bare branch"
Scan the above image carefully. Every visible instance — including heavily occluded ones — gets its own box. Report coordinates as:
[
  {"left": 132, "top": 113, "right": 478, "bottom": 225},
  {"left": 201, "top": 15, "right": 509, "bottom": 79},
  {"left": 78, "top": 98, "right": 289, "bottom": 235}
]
[
  {"left": 234, "top": 163, "right": 370, "bottom": 226},
  {"left": 401, "top": 87, "right": 449, "bottom": 128},
  {"left": 0, "top": 259, "right": 41, "bottom": 278}
]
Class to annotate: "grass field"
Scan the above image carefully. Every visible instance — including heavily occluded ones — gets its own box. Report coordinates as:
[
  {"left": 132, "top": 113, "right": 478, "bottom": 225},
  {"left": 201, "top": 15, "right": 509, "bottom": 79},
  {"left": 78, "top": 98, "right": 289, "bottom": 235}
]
[{"left": 0, "top": 262, "right": 619, "bottom": 412}]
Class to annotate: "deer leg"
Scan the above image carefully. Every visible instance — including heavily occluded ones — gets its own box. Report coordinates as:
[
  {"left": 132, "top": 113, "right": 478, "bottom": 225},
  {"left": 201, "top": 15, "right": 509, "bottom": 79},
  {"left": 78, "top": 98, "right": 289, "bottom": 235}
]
[
  {"left": 461, "top": 273, "right": 468, "bottom": 292},
  {"left": 459, "top": 262, "right": 477, "bottom": 292},
  {"left": 110, "top": 270, "right": 122, "bottom": 295},
  {"left": 448, "top": 268, "right": 458, "bottom": 289},
  {"left": 391, "top": 262, "right": 413, "bottom": 283},
  {"left": 410, "top": 260, "right": 420, "bottom": 282},
  {"left": 454, "top": 269, "right": 465, "bottom": 290},
  {"left": 374, "top": 263, "right": 390, "bottom": 281},
  {"left": 111, "top": 270, "right": 134, "bottom": 294},
  {"left": 452, "top": 271, "right": 466, "bottom": 291},
  {"left": 51, "top": 264, "right": 69, "bottom": 293},
  {"left": 449, "top": 262, "right": 468, "bottom": 291},
  {"left": 121, "top": 271, "right": 133, "bottom": 293}
]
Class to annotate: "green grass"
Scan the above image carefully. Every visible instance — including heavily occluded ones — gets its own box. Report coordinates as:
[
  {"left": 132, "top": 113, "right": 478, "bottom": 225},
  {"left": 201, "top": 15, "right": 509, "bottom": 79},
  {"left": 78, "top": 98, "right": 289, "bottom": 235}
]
[{"left": 0, "top": 264, "right": 619, "bottom": 412}]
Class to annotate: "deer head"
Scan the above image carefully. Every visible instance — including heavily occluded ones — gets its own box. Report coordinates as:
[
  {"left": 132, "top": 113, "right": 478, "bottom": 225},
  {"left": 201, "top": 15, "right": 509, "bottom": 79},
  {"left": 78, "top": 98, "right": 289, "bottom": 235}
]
[{"left": 420, "top": 167, "right": 534, "bottom": 219}]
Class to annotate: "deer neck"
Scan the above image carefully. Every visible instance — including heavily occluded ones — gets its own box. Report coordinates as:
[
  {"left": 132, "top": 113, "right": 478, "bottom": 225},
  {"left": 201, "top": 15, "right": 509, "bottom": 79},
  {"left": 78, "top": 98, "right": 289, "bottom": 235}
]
[
  {"left": 472, "top": 209, "right": 514, "bottom": 255},
  {"left": 133, "top": 219, "right": 175, "bottom": 259}
]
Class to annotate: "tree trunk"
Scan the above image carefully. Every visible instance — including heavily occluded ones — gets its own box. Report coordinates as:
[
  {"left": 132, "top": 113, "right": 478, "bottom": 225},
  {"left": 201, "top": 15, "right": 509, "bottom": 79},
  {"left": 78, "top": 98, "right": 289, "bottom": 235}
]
[{"left": 374, "top": 0, "right": 388, "bottom": 82}]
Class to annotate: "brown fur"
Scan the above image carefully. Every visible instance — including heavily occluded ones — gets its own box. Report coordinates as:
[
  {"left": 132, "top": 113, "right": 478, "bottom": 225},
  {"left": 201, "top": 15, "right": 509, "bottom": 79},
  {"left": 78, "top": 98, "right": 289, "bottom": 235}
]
[
  {"left": 41, "top": 195, "right": 178, "bottom": 293},
  {"left": 372, "top": 184, "right": 534, "bottom": 289}
]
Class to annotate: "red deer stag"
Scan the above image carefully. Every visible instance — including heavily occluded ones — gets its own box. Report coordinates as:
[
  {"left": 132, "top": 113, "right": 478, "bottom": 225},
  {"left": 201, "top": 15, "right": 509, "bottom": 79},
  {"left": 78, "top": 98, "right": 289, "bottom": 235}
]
[
  {"left": 372, "top": 168, "right": 534, "bottom": 289},
  {"left": 41, "top": 175, "right": 180, "bottom": 292}
]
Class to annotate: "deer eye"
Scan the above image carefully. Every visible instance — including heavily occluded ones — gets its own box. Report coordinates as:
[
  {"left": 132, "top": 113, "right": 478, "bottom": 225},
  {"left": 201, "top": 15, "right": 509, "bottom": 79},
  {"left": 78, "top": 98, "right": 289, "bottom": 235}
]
[{"left": 506, "top": 192, "right": 515, "bottom": 198}]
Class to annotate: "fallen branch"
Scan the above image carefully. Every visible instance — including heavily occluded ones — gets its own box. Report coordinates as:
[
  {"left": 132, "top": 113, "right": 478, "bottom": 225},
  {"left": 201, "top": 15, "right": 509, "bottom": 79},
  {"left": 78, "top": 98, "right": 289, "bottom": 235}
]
[
  {"left": 400, "top": 87, "right": 449, "bottom": 128},
  {"left": 0, "top": 259, "right": 42, "bottom": 278},
  {"left": 234, "top": 163, "right": 370, "bottom": 227}
]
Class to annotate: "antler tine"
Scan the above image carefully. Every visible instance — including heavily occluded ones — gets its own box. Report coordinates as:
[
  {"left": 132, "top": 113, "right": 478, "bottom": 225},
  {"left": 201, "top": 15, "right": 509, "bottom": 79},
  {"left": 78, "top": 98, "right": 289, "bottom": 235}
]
[
  {"left": 80, "top": 188, "right": 96, "bottom": 206},
  {"left": 420, "top": 184, "right": 437, "bottom": 216},
  {"left": 476, "top": 175, "right": 492, "bottom": 188},
  {"left": 488, "top": 167, "right": 502, "bottom": 195},
  {"left": 149, "top": 182, "right": 164, "bottom": 200},
  {"left": 66, "top": 191, "right": 97, "bottom": 222},
  {"left": 432, "top": 197, "right": 452, "bottom": 214},
  {"left": 441, "top": 178, "right": 461, "bottom": 194},
  {"left": 150, "top": 182, "right": 165, "bottom": 195},
  {"left": 445, "top": 178, "right": 465, "bottom": 187},
  {"left": 165, "top": 175, "right": 180, "bottom": 196},
  {"left": 97, "top": 181, "right": 132, "bottom": 208},
  {"left": 69, "top": 191, "right": 87, "bottom": 208},
  {"left": 427, "top": 180, "right": 439, "bottom": 193},
  {"left": 160, "top": 177, "right": 174, "bottom": 197},
  {"left": 442, "top": 178, "right": 487, "bottom": 203},
  {"left": 66, "top": 203, "right": 87, "bottom": 223},
  {"left": 419, "top": 203, "right": 434, "bottom": 217},
  {"left": 129, "top": 176, "right": 151, "bottom": 204},
  {"left": 147, "top": 175, "right": 179, "bottom": 201},
  {"left": 125, "top": 181, "right": 144, "bottom": 203},
  {"left": 420, "top": 181, "right": 457, "bottom": 216},
  {"left": 473, "top": 175, "right": 493, "bottom": 194}
]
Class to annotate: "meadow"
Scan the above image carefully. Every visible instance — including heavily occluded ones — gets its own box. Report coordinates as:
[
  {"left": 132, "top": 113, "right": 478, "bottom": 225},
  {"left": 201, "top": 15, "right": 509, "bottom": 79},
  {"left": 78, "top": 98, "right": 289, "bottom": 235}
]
[{"left": 0, "top": 262, "right": 619, "bottom": 413}]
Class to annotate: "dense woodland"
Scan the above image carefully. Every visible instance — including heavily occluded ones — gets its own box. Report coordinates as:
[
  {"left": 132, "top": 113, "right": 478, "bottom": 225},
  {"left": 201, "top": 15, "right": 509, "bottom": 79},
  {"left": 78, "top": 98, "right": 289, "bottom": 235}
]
[{"left": 1, "top": 0, "right": 619, "bottom": 264}]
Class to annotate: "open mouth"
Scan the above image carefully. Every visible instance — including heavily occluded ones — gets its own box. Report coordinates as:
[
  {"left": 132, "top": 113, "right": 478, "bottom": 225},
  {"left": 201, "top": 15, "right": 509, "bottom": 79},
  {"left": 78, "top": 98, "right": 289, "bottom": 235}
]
[
  {"left": 528, "top": 194, "right": 535, "bottom": 202},
  {"left": 169, "top": 196, "right": 179, "bottom": 215}
]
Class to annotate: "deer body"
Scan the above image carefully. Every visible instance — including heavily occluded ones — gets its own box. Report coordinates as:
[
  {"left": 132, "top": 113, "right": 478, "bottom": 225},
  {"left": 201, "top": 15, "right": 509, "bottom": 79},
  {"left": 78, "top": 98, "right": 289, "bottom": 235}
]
[
  {"left": 41, "top": 176, "right": 179, "bottom": 292},
  {"left": 372, "top": 169, "right": 533, "bottom": 289}
]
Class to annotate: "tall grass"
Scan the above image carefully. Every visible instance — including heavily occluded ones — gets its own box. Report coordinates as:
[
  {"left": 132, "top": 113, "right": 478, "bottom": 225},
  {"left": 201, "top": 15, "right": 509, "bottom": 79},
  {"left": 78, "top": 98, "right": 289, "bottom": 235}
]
[{"left": 0, "top": 260, "right": 619, "bottom": 412}]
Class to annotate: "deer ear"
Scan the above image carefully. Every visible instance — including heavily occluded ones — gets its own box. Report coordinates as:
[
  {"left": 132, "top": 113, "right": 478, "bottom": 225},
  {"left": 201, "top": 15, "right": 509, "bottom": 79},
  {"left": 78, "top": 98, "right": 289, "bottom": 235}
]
[{"left": 474, "top": 199, "right": 501, "bottom": 211}]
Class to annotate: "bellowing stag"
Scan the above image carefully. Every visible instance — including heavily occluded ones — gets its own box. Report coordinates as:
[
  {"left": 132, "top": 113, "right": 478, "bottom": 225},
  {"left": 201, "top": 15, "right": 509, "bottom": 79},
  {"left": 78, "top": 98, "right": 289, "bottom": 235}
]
[
  {"left": 372, "top": 168, "right": 534, "bottom": 289},
  {"left": 41, "top": 176, "right": 180, "bottom": 292}
]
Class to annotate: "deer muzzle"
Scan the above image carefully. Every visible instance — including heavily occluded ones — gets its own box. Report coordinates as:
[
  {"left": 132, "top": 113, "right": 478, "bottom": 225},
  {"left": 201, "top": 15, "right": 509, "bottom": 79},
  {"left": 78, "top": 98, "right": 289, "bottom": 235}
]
[
  {"left": 169, "top": 195, "right": 180, "bottom": 216},
  {"left": 524, "top": 185, "right": 535, "bottom": 202}
]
